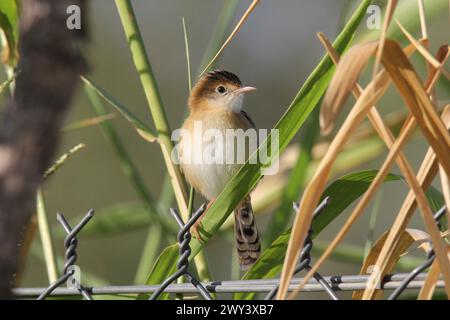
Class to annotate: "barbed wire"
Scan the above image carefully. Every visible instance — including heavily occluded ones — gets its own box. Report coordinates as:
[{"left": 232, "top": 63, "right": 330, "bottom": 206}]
[
  {"left": 18, "top": 202, "right": 447, "bottom": 300},
  {"left": 150, "top": 204, "right": 212, "bottom": 300},
  {"left": 37, "top": 210, "right": 94, "bottom": 300}
]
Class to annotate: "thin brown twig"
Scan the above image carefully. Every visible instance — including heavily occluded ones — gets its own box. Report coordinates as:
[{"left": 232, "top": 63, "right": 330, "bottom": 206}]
[{"left": 200, "top": 0, "right": 260, "bottom": 76}]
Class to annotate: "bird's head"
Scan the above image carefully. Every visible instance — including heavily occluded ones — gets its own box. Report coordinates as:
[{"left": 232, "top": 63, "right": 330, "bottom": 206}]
[{"left": 188, "top": 70, "right": 256, "bottom": 112}]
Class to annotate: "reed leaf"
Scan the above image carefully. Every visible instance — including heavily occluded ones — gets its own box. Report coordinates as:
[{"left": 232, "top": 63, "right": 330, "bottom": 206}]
[{"left": 235, "top": 170, "right": 401, "bottom": 300}]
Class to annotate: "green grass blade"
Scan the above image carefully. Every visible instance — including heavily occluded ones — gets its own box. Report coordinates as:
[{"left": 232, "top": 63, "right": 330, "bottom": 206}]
[
  {"left": 182, "top": 17, "right": 192, "bottom": 91},
  {"left": 115, "top": 0, "right": 189, "bottom": 218},
  {"left": 55, "top": 202, "right": 151, "bottom": 237},
  {"left": 44, "top": 144, "right": 85, "bottom": 179},
  {"left": 186, "top": 0, "right": 372, "bottom": 263},
  {"left": 360, "top": 0, "right": 448, "bottom": 42},
  {"left": 134, "top": 224, "right": 163, "bottom": 284},
  {"left": 0, "top": 72, "right": 17, "bottom": 94},
  {"left": 154, "top": 0, "right": 239, "bottom": 217},
  {"left": 0, "top": 0, "right": 18, "bottom": 65},
  {"left": 84, "top": 81, "right": 174, "bottom": 238},
  {"left": 364, "top": 190, "right": 383, "bottom": 258},
  {"left": 263, "top": 109, "right": 320, "bottom": 247},
  {"left": 426, "top": 185, "right": 447, "bottom": 231},
  {"left": 235, "top": 170, "right": 401, "bottom": 300},
  {"left": 136, "top": 244, "right": 179, "bottom": 300},
  {"left": 36, "top": 189, "right": 58, "bottom": 283},
  {"left": 37, "top": 143, "right": 86, "bottom": 283},
  {"left": 150, "top": 0, "right": 371, "bottom": 293},
  {"left": 30, "top": 243, "right": 109, "bottom": 287},
  {"left": 81, "top": 76, "right": 156, "bottom": 142}
]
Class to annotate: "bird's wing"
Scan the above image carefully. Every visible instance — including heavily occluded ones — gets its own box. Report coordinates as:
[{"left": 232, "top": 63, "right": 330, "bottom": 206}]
[{"left": 240, "top": 110, "right": 256, "bottom": 130}]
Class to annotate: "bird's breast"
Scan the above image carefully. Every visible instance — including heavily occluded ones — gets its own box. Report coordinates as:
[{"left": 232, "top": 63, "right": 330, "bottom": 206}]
[{"left": 178, "top": 109, "right": 256, "bottom": 200}]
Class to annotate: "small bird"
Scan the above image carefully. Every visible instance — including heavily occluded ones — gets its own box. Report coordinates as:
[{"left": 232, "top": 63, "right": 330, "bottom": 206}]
[{"left": 178, "top": 70, "right": 260, "bottom": 270}]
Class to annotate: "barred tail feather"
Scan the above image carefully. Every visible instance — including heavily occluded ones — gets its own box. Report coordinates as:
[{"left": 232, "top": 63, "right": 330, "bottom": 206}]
[{"left": 234, "top": 196, "right": 260, "bottom": 270}]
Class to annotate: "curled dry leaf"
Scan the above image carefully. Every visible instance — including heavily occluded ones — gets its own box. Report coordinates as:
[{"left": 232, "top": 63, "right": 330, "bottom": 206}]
[
  {"left": 279, "top": 39, "right": 450, "bottom": 300},
  {"left": 319, "top": 41, "right": 379, "bottom": 135},
  {"left": 363, "top": 105, "right": 450, "bottom": 299},
  {"left": 352, "top": 228, "right": 430, "bottom": 299}
]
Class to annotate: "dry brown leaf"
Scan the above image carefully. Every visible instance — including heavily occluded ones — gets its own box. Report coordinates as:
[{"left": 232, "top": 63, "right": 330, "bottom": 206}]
[
  {"left": 282, "top": 39, "right": 417, "bottom": 300},
  {"left": 277, "top": 45, "right": 397, "bottom": 299},
  {"left": 62, "top": 113, "right": 116, "bottom": 131},
  {"left": 381, "top": 41, "right": 450, "bottom": 175},
  {"left": 280, "top": 39, "right": 450, "bottom": 300},
  {"left": 319, "top": 33, "right": 444, "bottom": 301},
  {"left": 372, "top": 0, "right": 397, "bottom": 82},
  {"left": 396, "top": 21, "right": 450, "bottom": 80},
  {"left": 320, "top": 41, "right": 379, "bottom": 135},
  {"left": 362, "top": 105, "right": 450, "bottom": 299},
  {"left": 352, "top": 228, "right": 431, "bottom": 299},
  {"left": 418, "top": 259, "right": 441, "bottom": 300}
]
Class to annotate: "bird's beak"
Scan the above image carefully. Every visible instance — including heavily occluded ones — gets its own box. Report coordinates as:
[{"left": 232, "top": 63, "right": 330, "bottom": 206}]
[{"left": 234, "top": 86, "right": 256, "bottom": 94}]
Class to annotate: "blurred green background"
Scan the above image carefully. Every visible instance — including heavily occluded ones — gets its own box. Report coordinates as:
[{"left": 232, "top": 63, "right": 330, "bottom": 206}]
[{"left": 9, "top": 0, "right": 449, "bottom": 299}]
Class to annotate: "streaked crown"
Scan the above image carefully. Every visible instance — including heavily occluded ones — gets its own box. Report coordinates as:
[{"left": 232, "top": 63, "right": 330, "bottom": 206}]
[{"left": 189, "top": 70, "right": 243, "bottom": 110}]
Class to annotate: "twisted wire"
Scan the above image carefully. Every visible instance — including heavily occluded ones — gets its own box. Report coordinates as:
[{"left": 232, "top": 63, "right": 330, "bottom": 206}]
[
  {"left": 265, "top": 197, "right": 339, "bottom": 300},
  {"left": 388, "top": 205, "right": 446, "bottom": 300},
  {"left": 37, "top": 210, "right": 94, "bottom": 300},
  {"left": 150, "top": 204, "right": 212, "bottom": 300}
]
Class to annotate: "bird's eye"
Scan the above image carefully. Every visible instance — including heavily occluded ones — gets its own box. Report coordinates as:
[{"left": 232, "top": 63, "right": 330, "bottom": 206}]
[{"left": 216, "top": 86, "right": 227, "bottom": 95}]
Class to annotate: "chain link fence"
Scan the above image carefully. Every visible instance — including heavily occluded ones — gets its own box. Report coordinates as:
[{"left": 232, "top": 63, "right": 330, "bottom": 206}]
[{"left": 14, "top": 198, "right": 446, "bottom": 300}]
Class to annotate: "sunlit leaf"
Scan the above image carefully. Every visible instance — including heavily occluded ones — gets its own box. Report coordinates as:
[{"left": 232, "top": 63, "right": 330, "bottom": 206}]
[{"left": 235, "top": 170, "right": 400, "bottom": 300}]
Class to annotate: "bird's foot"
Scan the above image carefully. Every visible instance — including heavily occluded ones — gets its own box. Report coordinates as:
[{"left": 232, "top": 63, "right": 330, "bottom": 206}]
[
  {"left": 190, "top": 218, "right": 206, "bottom": 244},
  {"left": 190, "top": 198, "right": 215, "bottom": 244}
]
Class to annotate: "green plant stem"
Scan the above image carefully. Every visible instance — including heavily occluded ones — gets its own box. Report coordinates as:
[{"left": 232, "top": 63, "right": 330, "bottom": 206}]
[
  {"left": 30, "top": 242, "right": 109, "bottom": 286},
  {"left": 85, "top": 84, "right": 174, "bottom": 283},
  {"left": 84, "top": 84, "right": 172, "bottom": 233},
  {"left": 115, "top": 0, "right": 213, "bottom": 284},
  {"left": 134, "top": 224, "right": 163, "bottom": 284},
  {"left": 115, "top": 0, "right": 188, "bottom": 218},
  {"left": 36, "top": 189, "right": 58, "bottom": 283},
  {"left": 44, "top": 143, "right": 85, "bottom": 179},
  {"left": 154, "top": 0, "right": 239, "bottom": 213},
  {"left": 364, "top": 190, "right": 383, "bottom": 258}
]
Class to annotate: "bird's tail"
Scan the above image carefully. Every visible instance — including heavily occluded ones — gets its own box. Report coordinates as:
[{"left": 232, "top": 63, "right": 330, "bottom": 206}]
[{"left": 234, "top": 195, "right": 260, "bottom": 270}]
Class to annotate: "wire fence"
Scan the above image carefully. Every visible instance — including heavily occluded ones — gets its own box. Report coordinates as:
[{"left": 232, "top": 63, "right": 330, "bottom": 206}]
[{"left": 15, "top": 198, "right": 447, "bottom": 300}]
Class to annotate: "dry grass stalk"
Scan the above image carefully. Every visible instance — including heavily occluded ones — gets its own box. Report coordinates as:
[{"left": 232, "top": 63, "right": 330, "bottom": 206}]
[
  {"left": 396, "top": 21, "right": 450, "bottom": 80},
  {"left": 320, "top": 33, "right": 450, "bottom": 299},
  {"left": 352, "top": 229, "right": 431, "bottom": 299},
  {"left": 279, "top": 39, "right": 450, "bottom": 299},
  {"left": 381, "top": 42, "right": 450, "bottom": 174},
  {"left": 372, "top": 0, "right": 397, "bottom": 82},
  {"left": 418, "top": 259, "right": 441, "bottom": 300},
  {"left": 277, "top": 46, "right": 397, "bottom": 299},
  {"left": 318, "top": 34, "right": 445, "bottom": 299},
  {"left": 362, "top": 105, "right": 450, "bottom": 299},
  {"left": 288, "top": 114, "right": 422, "bottom": 300},
  {"left": 438, "top": 166, "right": 450, "bottom": 233},
  {"left": 319, "top": 41, "right": 379, "bottom": 135},
  {"left": 417, "top": 0, "right": 428, "bottom": 39},
  {"left": 200, "top": 0, "right": 260, "bottom": 75}
]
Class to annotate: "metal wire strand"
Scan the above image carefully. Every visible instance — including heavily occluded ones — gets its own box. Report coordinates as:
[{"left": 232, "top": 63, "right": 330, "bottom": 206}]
[
  {"left": 37, "top": 210, "right": 95, "bottom": 300},
  {"left": 388, "top": 205, "right": 446, "bottom": 300},
  {"left": 149, "top": 204, "right": 212, "bottom": 300},
  {"left": 265, "top": 197, "right": 338, "bottom": 300}
]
